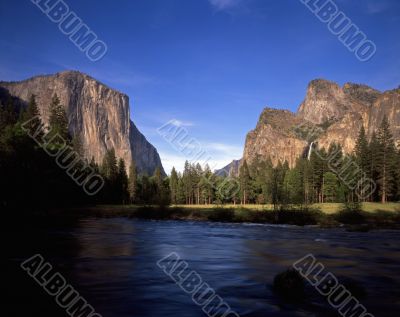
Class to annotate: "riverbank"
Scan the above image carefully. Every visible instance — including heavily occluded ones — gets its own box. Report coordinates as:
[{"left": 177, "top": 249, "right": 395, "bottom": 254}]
[
  {"left": 73, "top": 202, "right": 400, "bottom": 230},
  {"left": 9, "top": 203, "right": 399, "bottom": 230}
]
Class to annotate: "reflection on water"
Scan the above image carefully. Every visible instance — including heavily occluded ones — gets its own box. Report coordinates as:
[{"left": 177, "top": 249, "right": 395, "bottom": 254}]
[{"left": 6, "top": 218, "right": 400, "bottom": 317}]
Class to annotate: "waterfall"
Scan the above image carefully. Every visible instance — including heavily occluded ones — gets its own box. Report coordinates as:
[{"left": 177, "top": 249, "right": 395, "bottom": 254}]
[{"left": 307, "top": 142, "right": 314, "bottom": 160}]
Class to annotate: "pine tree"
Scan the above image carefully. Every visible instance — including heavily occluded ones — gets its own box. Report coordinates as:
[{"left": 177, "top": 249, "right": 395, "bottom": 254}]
[
  {"left": 297, "top": 158, "right": 312, "bottom": 205},
  {"left": 140, "top": 174, "right": 151, "bottom": 204},
  {"left": 200, "top": 164, "right": 214, "bottom": 204},
  {"left": 368, "top": 132, "right": 380, "bottom": 202},
  {"left": 323, "top": 172, "right": 339, "bottom": 202},
  {"left": 128, "top": 160, "right": 138, "bottom": 204},
  {"left": 101, "top": 148, "right": 118, "bottom": 181},
  {"left": 0, "top": 98, "right": 18, "bottom": 132},
  {"left": 249, "top": 156, "right": 268, "bottom": 204},
  {"left": 182, "top": 161, "right": 193, "bottom": 204},
  {"left": 260, "top": 158, "right": 274, "bottom": 204},
  {"left": 177, "top": 174, "right": 186, "bottom": 204},
  {"left": 169, "top": 167, "right": 179, "bottom": 204},
  {"left": 284, "top": 167, "right": 303, "bottom": 204},
  {"left": 48, "top": 94, "right": 69, "bottom": 140},
  {"left": 354, "top": 126, "right": 370, "bottom": 201},
  {"left": 194, "top": 163, "right": 202, "bottom": 205},
  {"left": 354, "top": 126, "right": 369, "bottom": 170},
  {"left": 117, "top": 158, "right": 129, "bottom": 203},
  {"left": 21, "top": 94, "right": 43, "bottom": 137},
  {"left": 239, "top": 160, "right": 251, "bottom": 205},
  {"left": 153, "top": 166, "right": 163, "bottom": 205},
  {"left": 376, "top": 116, "right": 396, "bottom": 203}
]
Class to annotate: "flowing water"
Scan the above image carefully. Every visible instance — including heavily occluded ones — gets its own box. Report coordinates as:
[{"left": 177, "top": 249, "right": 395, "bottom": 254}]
[{"left": 6, "top": 218, "right": 400, "bottom": 316}]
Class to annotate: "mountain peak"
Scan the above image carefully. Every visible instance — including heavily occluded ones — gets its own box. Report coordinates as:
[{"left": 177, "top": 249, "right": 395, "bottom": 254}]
[
  {"left": 0, "top": 71, "right": 164, "bottom": 175},
  {"left": 298, "top": 78, "right": 347, "bottom": 124},
  {"left": 308, "top": 78, "right": 340, "bottom": 90},
  {"left": 242, "top": 80, "right": 399, "bottom": 169}
]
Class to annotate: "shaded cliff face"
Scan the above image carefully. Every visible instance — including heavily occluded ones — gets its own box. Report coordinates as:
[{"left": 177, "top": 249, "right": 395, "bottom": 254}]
[
  {"left": 243, "top": 80, "right": 400, "bottom": 168},
  {"left": 0, "top": 71, "right": 164, "bottom": 175}
]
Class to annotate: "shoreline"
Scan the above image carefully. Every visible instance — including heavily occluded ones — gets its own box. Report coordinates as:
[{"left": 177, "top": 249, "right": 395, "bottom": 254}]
[{"left": 15, "top": 203, "right": 399, "bottom": 231}]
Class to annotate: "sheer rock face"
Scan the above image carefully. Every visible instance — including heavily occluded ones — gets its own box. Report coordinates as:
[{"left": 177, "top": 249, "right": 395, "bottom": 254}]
[
  {"left": 298, "top": 79, "right": 348, "bottom": 125},
  {"left": 243, "top": 108, "right": 308, "bottom": 168},
  {"left": 243, "top": 80, "right": 399, "bottom": 168},
  {"left": 0, "top": 71, "right": 164, "bottom": 175}
]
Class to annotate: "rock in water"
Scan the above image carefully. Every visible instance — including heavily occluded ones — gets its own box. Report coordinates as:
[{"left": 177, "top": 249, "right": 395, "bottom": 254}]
[{"left": 273, "top": 268, "right": 305, "bottom": 300}]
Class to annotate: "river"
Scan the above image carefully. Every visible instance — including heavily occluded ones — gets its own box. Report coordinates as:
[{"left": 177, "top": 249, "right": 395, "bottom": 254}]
[{"left": 6, "top": 218, "right": 400, "bottom": 316}]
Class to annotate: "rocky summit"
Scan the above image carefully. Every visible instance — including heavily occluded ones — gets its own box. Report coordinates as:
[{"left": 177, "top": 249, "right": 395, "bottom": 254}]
[
  {"left": 0, "top": 71, "right": 164, "bottom": 175},
  {"left": 226, "top": 79, "right": 399, "bottom": 172}
]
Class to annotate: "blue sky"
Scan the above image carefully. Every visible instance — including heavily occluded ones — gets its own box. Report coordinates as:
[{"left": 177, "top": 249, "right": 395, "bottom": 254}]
[{"left": 0, "top": 0, "right": 399, "bottom": 173}]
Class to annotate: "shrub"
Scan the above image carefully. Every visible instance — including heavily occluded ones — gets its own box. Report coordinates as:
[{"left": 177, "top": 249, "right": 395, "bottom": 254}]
[
  {"left": 334, "top": 202, "right": 366, "bottom": 224},
  {"left": 207, "top": 208, "right": 235, "bottom": 222}
]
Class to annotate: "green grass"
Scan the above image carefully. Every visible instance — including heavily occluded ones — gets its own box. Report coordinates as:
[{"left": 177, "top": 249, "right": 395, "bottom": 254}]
[
  {"left": 53, "top": 202, "right": 400, "bottom": 229},
  {"left": 173, "top": 202, "right": 400, "bottom": 214}
]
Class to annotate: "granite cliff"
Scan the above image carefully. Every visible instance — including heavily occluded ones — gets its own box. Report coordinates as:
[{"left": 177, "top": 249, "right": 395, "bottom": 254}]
[
  {"left": 0, "top": 71, "right": 164, "bottom": 175},
  {"left": 241, "top": 79, "right": 399, "bottom": 169}
]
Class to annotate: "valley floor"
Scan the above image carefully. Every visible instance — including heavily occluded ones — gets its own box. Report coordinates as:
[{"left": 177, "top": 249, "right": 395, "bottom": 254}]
[
  {"left": 171, "top": 202, "right": 400, "bottom": 214},
  {"left": 72, "top": 202, "right": 400, "bottom": 230}
]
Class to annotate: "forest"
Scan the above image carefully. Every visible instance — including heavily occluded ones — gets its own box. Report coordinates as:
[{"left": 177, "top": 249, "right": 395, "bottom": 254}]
[{"left": 1, "top": 92, "right": 399, "bottom": 212}]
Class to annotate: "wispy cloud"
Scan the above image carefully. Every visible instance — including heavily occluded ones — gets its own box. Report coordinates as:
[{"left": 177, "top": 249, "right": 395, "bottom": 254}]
[
  {"left": 208, "top": 0, "right": 242, "bottom": 11},
  {"left": 365, "top": 0, "right": 394, "bottom": 14},
  {"left": 205, "top": 142, "right": 243, "bottom": 155},
  {"left": 169, "top": 119, "right": 195, "bottom": 127}
]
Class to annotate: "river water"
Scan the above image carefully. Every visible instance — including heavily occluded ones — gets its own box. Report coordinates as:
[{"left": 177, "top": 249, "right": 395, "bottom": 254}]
[{"left": 6, "top": 218, "right": 400, "bottom": 316}]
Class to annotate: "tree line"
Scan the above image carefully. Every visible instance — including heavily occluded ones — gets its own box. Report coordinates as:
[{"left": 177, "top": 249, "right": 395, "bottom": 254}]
[
  {"left": 0, "top": 92, "right": 173, "bottom": 210},
  {"left": 166, "top": 118, "right": 400, "bottom": 206},
  {"left": 1, "top": 91, "right": 399, "bottom": 211}
]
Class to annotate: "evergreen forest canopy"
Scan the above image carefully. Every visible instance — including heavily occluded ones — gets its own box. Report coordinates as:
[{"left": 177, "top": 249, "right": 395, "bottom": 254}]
[{"left": 0, "top": 91, "right": 399, "bottom": 212}]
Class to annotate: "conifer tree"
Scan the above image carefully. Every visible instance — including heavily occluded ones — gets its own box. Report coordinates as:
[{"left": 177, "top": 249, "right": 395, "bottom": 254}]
[
  {"left": 153, "top": 166, "right": 169, "bottom": 206},
  {"left": 323, "top": 172, "right": 339, "bottom": 202},
  {"left": 177, "top": 175, "right": 186, "bottom": 204},
  {"left": 239, "top": 160, "right": 251, "bottom": 205},
  {"left": 117, "top": 158, "right": 129, "bottom": 203},
  {"left": 194, "top": 163, "right": 203, "bottom": 205},
  {"left": 22, "top": 94, "right": 43, "bottom": 137},
  {"left": 283, "top": 167, "right": 303, "bottom": 204},
  {"left": 140, "top": 174, "right": 151, "bottom": 204},
  {"left": 48, "top": 94, "right": 69, "bottom": 140},
  {"left": 200, "top": 164, "right": 214, "bottom": 204},
  {"left": 368, "top": 132, "right": 380, "bottom": 202},
  {"left": 355, "top": 125, "right": 369, "bottom": 172},
  {"left": 128, "top": 160, "right": 138, "bottom": 204},
  {"left": 101, "top": 148, "right": 118, "bottom": 181},
  {"left": 182, "top": 161, "right": 193, "bottom": 204},
  {"left": 169, "top": 167, "right": 179, "bottom": 204},
  {"left": 376, "top": 116, "right": 396, "bottom": 203},
  {"left": 0, "top": 98, "right": 18, "bottom": 132}
]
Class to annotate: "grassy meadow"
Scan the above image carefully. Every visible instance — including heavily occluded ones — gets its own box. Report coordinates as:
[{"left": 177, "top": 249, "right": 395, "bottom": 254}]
[
  {"left": 172, "top": 202, "right": 400, "bottom": 214},
  {"left": 68, "top": 202, "right": 400, "bottom": 230}
]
